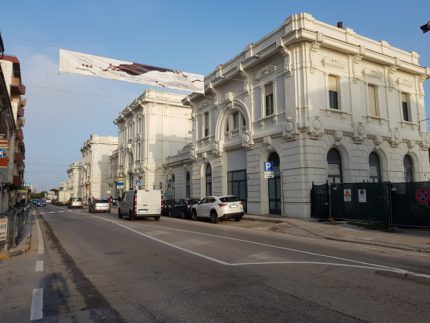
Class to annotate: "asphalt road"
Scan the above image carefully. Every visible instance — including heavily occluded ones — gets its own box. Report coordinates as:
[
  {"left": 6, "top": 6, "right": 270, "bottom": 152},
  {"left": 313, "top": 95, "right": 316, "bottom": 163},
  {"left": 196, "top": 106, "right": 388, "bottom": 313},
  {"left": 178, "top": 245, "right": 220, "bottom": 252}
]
[{"left": 1, "top": 204, "right": 430, "bottom": 322}]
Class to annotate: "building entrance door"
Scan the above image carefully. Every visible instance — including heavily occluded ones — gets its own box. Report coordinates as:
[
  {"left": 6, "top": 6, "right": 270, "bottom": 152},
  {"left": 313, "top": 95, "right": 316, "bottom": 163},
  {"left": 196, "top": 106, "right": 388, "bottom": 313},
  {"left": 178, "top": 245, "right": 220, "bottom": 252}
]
[
  {"left": 268, "top": 152, "right": 281, "bottom": 214},
  {"left": 227, "top": 169, "right": 247, "bottom": 212}
]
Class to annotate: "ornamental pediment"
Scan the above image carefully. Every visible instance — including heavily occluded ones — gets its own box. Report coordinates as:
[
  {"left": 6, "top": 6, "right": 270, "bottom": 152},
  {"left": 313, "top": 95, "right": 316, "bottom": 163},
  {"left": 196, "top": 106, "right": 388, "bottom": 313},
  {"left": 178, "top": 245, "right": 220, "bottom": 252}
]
[
  {"left": 255, "top": 65, "right": 277, "bottom": 80},
  {"left": 396, "top": 77, "right": 414, "bottom": 88},
  {"left": 322, "top": 57, "right": 345, "bottom": 70},
  {"left": 362, "top": 67, "right": 384, "bottom": 80}
]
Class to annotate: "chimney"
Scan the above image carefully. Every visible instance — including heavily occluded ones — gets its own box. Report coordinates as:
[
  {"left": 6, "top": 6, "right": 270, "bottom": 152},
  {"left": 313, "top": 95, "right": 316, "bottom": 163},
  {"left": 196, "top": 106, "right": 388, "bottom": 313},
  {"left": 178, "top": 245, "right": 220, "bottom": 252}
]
[{"left": 337, "top": 21, "right": 343, "bottom": 29}]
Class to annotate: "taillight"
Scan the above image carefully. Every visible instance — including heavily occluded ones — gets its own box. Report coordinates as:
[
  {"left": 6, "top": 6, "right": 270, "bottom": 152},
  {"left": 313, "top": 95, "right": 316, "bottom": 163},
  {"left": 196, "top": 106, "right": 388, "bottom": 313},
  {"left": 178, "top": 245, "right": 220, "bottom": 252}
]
[{"left": 218, "top": 203, "right": 227, "bottom": 207}]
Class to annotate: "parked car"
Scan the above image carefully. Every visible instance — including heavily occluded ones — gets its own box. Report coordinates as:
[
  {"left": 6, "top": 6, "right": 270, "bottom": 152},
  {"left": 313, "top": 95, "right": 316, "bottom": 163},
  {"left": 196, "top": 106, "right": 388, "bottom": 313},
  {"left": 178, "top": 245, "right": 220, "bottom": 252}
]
[
  {"left": 89, "top": 198, "right": 111, "bottom": 213},
  {"left": 31, "top": 199, "right": 46, "bottom": 207},
  {"left": 118, "top": 189, "right": 161, "bottom": 221},
  {"left": 161, "top": 199, "right": 176, "bottom": 216},
  {"left": 68, "top": 197, "right": 83, "bottom": 208},
  {"left": 171, "top": 198, "right": 200, "bottom": 219},
  {"left": 191, "top": 195, "right": 244, "bottom": 223}
]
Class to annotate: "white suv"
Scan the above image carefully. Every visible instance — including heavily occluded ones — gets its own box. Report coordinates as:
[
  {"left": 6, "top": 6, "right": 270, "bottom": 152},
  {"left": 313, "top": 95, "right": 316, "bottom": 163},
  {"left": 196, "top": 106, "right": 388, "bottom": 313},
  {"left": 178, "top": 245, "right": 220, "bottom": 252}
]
[{"left": 191, "top": 195, "right": 244, "bottom": 223}]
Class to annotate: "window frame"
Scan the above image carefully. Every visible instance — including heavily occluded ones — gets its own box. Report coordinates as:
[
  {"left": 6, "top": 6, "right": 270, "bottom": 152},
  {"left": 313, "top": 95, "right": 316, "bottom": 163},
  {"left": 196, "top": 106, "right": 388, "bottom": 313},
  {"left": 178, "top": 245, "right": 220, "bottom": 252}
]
[{"left": 328, "top": 75, "right": 340, "bottom": 110}]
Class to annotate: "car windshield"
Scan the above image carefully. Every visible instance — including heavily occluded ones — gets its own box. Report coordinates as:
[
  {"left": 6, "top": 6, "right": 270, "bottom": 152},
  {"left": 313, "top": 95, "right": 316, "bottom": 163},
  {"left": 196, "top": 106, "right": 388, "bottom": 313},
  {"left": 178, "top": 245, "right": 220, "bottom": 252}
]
[
  {"left": 72, "top": 198, "right": 82, "bottom": 201},
  {"left": 96, "top": 199, "right": 109, "bottom": 203},
  {"left": 188, "top": 199, "right": 200, "bottom": 204},
  {"left": 219, "top": 196, "right": 239, "bottom": 202}
]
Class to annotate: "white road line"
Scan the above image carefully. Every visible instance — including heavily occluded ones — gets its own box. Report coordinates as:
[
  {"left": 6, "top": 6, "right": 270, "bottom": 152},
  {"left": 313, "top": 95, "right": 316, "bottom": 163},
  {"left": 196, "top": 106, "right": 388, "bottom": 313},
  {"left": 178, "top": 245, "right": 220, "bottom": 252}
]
[
  {"left": 93, "top": 216, "right": 430, "bottom": 280},
  {"left": 30, "top": 288, "right": 43, "bottom": 321},
  {"left": 94, "top": 216, "right": 228, "bottom": 266},
  {"left": 36, "top": 219, "right": 44, "bottom": 255},
  {"left": 35, "top": 260, "right": 44, "bottom": 272}
]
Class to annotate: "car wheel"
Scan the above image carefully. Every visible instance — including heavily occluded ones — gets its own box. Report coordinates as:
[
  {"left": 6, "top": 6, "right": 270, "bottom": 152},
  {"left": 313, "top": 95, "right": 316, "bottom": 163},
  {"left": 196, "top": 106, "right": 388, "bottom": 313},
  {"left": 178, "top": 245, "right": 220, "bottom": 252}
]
[
  {"left": 154, "top": 216, "right": 160, "bottom": 221},
  {"left": 181, "top": 211, "right": 186, "bottom": 219},
  {"left": 191, "top": 210, "right": 198, "bottom": 221},
  {"left": 234, "top": 216, "right": 242, "bottom": 222},
  {"left": 118, "top": 208, "right": 123, "bottom": 219},
  {"left": 129, "top": 211, "right": 135, "bottom": 221},
  {"left": 210, "top": 211, "right": 218, "bottom": 224}
]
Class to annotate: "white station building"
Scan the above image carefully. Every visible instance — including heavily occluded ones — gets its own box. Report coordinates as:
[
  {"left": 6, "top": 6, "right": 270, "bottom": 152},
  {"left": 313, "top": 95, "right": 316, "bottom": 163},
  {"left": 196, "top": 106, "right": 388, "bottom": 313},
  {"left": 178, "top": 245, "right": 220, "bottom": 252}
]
[
  {"left": 114, "top": 89, "right": 192, "bottom": 197},
  {"left": 162, "top": 12, "right": 430, "bottom": 217}
]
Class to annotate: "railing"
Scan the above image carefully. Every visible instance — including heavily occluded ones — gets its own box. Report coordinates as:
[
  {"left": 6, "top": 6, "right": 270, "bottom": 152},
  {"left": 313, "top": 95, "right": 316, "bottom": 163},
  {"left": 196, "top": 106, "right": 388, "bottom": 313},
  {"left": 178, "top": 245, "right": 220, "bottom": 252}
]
[{"left": 5, "top": 205, "right": 31, "bottom": 250}]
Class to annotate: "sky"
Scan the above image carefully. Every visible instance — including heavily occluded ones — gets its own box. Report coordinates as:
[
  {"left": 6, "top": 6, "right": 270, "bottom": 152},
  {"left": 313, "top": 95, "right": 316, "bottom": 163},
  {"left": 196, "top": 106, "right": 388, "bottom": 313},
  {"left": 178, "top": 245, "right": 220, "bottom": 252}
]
[{"left": 1, "top": 0, "right": 429, "bottom": 192}]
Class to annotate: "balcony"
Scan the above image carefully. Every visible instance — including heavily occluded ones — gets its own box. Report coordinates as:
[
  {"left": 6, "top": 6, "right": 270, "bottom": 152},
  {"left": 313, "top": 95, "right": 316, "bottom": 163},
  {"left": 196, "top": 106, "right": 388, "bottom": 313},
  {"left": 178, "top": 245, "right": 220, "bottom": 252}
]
[
  {"left": 11, "top": 77, "right": 26, "bottom": 96},
  {"left": 13, "top": 175, "right": 22, "bottom": 186},
  {"left": 17, "top": 106, "right": 24, "bottom": 117},
  {"left": 14, "top": 152, "right": 24, "bottom": 165},
  {"left": 16, "top": 129, "right": 23, "bottom": 140},
  {"left": 19, "top": 98, "right": 27, "bottom": 108}
]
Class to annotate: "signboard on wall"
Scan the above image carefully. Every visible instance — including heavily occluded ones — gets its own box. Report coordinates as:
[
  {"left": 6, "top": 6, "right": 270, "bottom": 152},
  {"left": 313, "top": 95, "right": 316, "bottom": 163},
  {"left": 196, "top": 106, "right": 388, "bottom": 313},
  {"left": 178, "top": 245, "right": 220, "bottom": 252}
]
[
  {"left": 263, "top": 161, "right": 274, "bottom": 179},
  {"left": 358, "top": 189, "right": 367, "bottom": 203},
  {"left": 344, "top": 189, "right": 352, "bottom": 202}
]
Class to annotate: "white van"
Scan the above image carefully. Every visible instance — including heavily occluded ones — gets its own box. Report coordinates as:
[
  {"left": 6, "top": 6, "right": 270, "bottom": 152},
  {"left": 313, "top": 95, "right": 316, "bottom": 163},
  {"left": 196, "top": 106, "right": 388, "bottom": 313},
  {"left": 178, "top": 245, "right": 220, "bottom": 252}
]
[{"left": 118, "top": 189, "right": 161, "bottom": 221}]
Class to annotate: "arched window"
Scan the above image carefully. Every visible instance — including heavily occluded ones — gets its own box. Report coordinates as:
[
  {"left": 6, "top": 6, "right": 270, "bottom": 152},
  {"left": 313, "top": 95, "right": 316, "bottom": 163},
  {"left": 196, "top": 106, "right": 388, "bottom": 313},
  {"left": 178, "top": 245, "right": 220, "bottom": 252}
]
[
  {"left": 369, "top": 152, "right": 382, "bottom": 183},
  {"left": 404, "top": 155, "right": 414, "bottom": 182},
  {"left": 205, "top": 164, "right": 212, "bottom": 196},
  {"left": 327, "top": 149, "right": 342, "bottom": 183},
  {"left": 186, "top": 172, "right": 191, "bottom": 198}
]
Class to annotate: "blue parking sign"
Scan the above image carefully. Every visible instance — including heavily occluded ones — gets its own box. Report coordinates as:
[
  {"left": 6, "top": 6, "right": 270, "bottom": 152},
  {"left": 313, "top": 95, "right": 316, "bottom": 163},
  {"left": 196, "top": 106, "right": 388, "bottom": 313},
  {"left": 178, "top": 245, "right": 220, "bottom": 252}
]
[
  {"left": 263, "top": 161, "right": 273, "bottom": 172},
  {"left": 0, "top": 148, "right": 3, "bottom": 158}
]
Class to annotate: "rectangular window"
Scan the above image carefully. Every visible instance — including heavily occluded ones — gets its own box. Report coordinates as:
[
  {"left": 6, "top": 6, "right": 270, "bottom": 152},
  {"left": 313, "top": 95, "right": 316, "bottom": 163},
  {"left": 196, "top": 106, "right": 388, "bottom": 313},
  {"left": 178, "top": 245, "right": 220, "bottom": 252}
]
[
  {"left": 328, "top": 75, "right": 339, "bottom": 110},
  {"left": 401, "top": 93, "right": 410, "bottom": 122},
  {"left": 204, "top": 112, "right": 209, "bottom": 137},
  {"left": 265, "top": 83, "right": 274, "bottom": 116},
  {"left": 368, "top": 85, "right": 379, "bottom": 116}
]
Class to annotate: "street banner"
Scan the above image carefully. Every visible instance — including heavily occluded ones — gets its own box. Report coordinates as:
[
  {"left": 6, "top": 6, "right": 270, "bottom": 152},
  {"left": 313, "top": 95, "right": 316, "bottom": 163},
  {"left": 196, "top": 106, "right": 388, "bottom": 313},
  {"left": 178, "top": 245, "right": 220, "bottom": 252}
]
[{"left": 59, "top": 49, "right": 204, "bottom": 93}]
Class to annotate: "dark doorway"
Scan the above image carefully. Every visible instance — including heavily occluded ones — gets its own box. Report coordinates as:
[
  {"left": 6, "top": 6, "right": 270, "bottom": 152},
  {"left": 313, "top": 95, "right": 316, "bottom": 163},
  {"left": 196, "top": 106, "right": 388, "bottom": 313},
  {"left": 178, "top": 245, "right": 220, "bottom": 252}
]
[
  {"left": 268, "top": 152, "right": 281, "bottom": 214},
  {"left": 227, "top": 169, "right": 247, "bottom": 212}
]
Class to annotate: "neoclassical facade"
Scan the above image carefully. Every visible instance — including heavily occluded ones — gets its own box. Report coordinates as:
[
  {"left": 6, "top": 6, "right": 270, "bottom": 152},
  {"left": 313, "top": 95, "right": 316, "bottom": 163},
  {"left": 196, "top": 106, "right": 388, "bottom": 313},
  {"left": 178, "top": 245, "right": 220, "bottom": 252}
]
[
  {"left": 66, "top": 161, "right": 83, "bottom": 198},
  {"left": 114, "top": 89, "right": 192, "bottom": 196},
  {"left": 80, "top": 134, "right": 118, "bottom": 200},
  {"left": 163, "top": 13, "right": 430, "bottom": 217}
]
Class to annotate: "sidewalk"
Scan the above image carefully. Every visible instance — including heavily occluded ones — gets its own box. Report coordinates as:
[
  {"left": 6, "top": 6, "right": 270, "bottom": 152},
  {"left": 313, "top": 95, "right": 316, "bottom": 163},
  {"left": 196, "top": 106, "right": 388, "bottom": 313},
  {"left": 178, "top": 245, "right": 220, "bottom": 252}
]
[{"left": 244, "top": 214, "right": 430, "bottom": 253}]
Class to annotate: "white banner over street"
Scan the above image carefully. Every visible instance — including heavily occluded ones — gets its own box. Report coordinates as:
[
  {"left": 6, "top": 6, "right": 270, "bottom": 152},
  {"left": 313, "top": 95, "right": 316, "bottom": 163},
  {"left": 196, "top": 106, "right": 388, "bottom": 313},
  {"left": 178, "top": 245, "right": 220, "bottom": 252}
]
[{"left": 59, "top": 49, "right": 204, "bottom": 93}]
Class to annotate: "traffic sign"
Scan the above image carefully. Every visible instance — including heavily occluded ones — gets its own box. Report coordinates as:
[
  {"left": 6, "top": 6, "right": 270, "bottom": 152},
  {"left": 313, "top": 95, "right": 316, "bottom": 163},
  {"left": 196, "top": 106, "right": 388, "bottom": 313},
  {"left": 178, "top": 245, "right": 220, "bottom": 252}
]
[{"left": 263, "top": 161, "right": 274, "bottom": 178}]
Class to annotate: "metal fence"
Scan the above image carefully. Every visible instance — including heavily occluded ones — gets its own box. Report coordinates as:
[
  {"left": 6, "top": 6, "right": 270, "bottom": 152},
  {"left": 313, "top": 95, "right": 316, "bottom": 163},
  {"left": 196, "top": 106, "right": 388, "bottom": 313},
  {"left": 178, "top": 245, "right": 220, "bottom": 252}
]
[
  {"left": 311, "top": 181, "right": 430, "bottom": 228},
  {"left": 6, "top": 206, "right": 31, "bottom": 250}
]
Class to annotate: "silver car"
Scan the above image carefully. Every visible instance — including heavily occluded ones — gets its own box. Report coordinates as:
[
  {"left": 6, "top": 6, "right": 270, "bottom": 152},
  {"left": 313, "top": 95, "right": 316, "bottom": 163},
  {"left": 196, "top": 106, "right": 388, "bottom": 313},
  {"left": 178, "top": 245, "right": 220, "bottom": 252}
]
[
  {"left": 191, "top": 195, "right": 244, "bottom": 223},
  {"left": 89, "top": 199, "right": 111, "bottom": 213}
]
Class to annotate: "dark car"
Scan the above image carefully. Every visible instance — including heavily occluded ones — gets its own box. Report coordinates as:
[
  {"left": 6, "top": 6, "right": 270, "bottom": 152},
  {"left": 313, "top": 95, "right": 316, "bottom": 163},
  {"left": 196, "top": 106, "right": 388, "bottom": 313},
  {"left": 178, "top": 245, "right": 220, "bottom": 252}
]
[
  {"left": 171, "top": 198, "right": 200, "bottom": 219},
  {"left": 161, "top": 199, "right": 176, "bottom": 216},
  {"left": 31, "top": 199, "right": 46, "bottom": 207}
]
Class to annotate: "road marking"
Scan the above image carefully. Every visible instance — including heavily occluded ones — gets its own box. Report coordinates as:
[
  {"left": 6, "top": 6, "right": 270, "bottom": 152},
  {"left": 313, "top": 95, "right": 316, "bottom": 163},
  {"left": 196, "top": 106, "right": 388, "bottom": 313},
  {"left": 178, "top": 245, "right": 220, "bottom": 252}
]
[
  {"left": 30, "top": 288, "right": 43, "bottom": 321},
  {"left": 36, "top": 219, "right": 44, "bottom": 255},
  {"left": 94, "top": 216, "right": 228, "bottom": 266},
  {"left": 93, "top": 216, "right": 430, "bottom": 280},
  {"left": 145, "top": 230, "right": 169, "bottom": 237},
  {"left": 35, "top": 260, "right": 44, "bottom": 272}
]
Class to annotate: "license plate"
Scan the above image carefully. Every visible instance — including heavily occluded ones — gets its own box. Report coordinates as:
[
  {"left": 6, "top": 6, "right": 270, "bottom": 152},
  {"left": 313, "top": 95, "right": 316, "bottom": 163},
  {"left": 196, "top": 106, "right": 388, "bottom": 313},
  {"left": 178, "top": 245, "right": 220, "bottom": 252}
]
[
  {"left": 139, "top": 209, "right": 148, "bottom": 213},
  {"left": 230, "top": 204, "right": 237, "bottom": 208}
]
